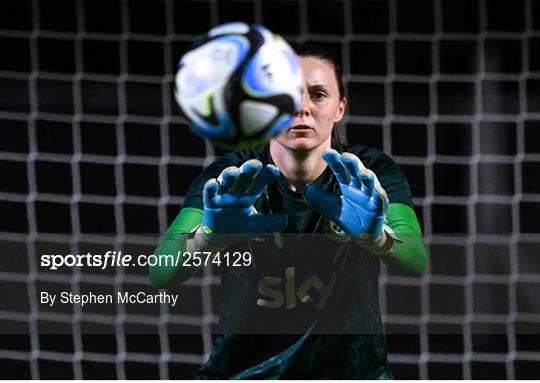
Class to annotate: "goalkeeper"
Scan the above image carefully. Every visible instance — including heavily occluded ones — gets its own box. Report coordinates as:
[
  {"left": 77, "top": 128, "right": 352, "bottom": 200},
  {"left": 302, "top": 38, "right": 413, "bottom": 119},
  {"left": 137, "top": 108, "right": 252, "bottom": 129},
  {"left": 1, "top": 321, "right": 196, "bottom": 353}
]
[{"left": 150, "top": 44, "right": 427, "bottom": 379}]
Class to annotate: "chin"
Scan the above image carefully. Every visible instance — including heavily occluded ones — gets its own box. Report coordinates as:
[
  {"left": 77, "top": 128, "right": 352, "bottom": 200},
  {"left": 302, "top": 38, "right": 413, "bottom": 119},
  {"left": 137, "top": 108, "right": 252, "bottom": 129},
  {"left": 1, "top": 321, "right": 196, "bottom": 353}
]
[
  {"left": 273, "top": 129, "right": 332, "bottom": 152},
  {"left": 275, "top": 136, "right": 323, "bottom": 153}
]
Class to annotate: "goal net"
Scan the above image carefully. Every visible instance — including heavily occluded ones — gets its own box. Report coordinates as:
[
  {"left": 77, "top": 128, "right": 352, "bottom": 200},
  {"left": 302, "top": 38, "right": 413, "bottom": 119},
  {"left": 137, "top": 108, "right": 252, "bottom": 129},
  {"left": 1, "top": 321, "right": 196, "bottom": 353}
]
[{"left": 0, "top": 0, "right": 539, "bottom": 379}]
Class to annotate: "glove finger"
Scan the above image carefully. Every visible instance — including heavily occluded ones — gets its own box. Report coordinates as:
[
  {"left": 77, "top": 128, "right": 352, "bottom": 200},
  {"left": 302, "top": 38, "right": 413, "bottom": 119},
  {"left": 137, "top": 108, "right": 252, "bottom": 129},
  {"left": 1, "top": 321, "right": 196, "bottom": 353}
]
[
  {"left": 235, "top": 159, "right": 263, "bottom": 192},
  {"left": 371, "top": 187, "right": 387, "bottom": 216},
  {"left": 322, "top": 149, "right": 350, "bottom": 185},
  {"left": 247, "top": 213, "right": 288, "bottom": 234},
  {"left": 359, "top": 168, "right": 375, "bottom": 197},
  {"left": 304, "top": 182, "right": 342, "bottom": 223},
  {"left": 250, "top": 164, "right": 280, "bottom": 195},
  {"left": 360, "top": 167, "right": 387, "bottom": 206},
  {"left": 203, "top": 178, "right": 220, "bottom": 207},
  {"left": 218, "top": 166, "right": 240, "bottom": 194},
  {"left": 373, "top": 178, "right": 388, "bottom": 206},
  {"left": 341, "top": 152, "right": 364, "bottom": 189}
]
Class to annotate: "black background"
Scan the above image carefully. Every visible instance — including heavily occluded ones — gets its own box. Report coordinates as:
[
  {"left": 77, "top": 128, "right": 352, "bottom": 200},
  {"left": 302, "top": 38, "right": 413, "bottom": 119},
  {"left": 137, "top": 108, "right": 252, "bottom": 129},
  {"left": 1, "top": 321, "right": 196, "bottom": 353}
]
[{"left": 1, "top": 0, "right": 540, "bottom": 379}]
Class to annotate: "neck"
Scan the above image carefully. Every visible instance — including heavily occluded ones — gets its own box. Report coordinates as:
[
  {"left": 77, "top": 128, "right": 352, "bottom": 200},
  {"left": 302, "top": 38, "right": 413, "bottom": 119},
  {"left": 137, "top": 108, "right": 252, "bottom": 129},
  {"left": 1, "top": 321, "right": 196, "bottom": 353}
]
[{"left": 269, "top": 137, "right": 331, "bottom": 193}]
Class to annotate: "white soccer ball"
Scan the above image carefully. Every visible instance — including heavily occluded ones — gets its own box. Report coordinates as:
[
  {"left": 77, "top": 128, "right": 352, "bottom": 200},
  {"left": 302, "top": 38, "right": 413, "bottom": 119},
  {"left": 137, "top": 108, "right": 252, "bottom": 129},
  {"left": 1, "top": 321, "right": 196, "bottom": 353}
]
[{"left": 175, "top": 22, "right": 303, "bottom": 149}]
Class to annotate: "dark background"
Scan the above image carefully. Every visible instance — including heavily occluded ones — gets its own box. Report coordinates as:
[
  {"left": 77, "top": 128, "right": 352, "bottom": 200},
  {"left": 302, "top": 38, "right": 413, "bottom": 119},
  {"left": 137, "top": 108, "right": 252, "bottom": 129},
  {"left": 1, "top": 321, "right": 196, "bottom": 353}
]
[{"left": 1, "top": 0, "right": 540, "bottom": 379}]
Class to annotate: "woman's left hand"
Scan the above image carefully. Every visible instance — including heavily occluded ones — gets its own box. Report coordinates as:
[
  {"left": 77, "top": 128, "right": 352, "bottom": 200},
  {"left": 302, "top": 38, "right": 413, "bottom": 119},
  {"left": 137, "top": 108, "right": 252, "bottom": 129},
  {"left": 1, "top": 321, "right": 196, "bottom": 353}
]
[{"left": 304, "top": 149, "right": 389, "bottom": 241}]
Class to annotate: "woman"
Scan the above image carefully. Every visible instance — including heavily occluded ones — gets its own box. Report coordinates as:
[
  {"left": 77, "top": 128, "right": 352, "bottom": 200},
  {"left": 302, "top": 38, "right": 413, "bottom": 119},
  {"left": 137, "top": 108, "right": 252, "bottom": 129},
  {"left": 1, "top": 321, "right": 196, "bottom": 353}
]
[{"left": 150, "top": 44, "right": 427, "bottom": 379}]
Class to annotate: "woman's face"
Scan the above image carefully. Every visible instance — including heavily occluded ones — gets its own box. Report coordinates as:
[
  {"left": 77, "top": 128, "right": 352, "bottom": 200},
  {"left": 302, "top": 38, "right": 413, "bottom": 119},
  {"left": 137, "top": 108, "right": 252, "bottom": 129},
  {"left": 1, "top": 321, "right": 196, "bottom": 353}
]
[{"left": 272, "top": 56, "right": 346, "bottom": 152}]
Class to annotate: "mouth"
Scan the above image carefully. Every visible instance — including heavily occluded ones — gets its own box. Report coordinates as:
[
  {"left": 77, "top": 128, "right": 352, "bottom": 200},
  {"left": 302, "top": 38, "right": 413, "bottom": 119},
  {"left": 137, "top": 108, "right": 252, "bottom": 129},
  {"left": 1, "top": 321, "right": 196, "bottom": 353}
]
[{"left": 288, "top": 125, "right": 314, "bottom": 131}]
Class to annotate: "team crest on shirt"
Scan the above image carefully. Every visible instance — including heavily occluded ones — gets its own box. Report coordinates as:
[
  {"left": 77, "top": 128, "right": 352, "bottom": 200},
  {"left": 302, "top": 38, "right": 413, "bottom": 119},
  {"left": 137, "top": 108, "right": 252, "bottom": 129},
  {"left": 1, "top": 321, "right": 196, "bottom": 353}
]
[{"left": 322, "top": 217, "right": 351, "bottom": 243}]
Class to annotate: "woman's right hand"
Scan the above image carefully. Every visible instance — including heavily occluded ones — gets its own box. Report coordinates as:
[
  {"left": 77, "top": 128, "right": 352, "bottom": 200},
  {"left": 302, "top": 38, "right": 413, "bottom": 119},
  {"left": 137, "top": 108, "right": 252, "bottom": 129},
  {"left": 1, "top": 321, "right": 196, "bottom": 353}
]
[{"left": 201, "top": 159, "right": 287, "bottom": 245}]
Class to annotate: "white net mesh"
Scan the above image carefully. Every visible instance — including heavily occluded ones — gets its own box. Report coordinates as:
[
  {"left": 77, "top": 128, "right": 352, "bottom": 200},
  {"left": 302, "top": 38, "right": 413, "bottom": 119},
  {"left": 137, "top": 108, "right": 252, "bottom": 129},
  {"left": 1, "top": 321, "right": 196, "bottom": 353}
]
[{"left": 0, "top": 0, "right": 539, "bottom": 379}]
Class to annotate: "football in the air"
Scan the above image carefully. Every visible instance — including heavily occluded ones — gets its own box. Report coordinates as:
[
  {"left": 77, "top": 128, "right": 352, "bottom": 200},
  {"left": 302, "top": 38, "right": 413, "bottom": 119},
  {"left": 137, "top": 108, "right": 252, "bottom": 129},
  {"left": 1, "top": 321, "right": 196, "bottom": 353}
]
[{"left": 174, "top": 22, "right": 303, "bottom": 149}]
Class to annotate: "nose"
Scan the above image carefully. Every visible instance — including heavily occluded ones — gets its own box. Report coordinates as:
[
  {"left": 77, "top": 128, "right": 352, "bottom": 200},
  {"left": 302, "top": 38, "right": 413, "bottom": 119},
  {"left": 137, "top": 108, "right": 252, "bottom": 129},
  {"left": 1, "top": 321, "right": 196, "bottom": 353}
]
[{"left": 294, "top": 91, "right": 310, "bottom": 117}]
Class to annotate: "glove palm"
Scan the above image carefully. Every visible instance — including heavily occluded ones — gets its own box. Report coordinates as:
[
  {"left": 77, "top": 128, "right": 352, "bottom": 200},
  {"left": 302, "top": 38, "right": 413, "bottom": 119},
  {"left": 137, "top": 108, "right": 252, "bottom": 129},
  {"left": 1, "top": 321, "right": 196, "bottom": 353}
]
[
  {"left": 202, "top": 159, "right": 287, "bottom": 244},
  {"left": 304, "top": 150, "right": 388, "bottom": 240}
]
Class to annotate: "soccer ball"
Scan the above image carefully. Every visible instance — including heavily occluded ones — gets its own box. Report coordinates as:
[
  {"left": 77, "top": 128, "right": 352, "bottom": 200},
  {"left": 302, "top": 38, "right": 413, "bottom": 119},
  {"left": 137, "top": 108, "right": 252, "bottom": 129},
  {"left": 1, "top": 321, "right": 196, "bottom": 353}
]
[{"left": 174, "top": 22, "right": 303, "bottom": 149}]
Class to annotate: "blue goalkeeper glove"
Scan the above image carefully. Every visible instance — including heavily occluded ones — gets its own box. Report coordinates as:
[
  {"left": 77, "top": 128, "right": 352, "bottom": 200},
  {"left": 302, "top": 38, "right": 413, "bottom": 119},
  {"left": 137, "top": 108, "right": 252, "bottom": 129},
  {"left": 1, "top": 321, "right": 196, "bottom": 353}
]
[
  {"left": 304, "top": 149, "right": 389, "bottom": 241},
  {"left": 201, "top": 159, "right": 287, "bottom": 245}
]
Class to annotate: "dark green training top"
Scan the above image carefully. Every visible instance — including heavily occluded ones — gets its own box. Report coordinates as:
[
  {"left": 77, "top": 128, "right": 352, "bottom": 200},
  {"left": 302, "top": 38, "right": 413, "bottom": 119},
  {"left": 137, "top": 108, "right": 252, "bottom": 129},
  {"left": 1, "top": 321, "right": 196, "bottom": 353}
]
[{"left": 154, "top": 139, "right": 426, "bottom": 379}]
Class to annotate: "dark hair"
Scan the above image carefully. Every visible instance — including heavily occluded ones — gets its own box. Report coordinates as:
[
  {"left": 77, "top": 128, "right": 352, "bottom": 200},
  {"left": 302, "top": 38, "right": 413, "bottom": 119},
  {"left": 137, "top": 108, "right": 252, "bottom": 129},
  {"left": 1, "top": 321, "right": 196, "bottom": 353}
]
[{"left": 292, "top": 43, "right": 346, "bottom": 142}]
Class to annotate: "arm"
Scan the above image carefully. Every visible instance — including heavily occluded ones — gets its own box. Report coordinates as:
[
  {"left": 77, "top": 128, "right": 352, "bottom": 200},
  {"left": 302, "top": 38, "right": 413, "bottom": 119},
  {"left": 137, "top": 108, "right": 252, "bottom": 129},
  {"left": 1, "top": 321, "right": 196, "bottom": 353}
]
[
  {"left": 304, "top": 149, "right": 428, "bottom": 276},
  {"left": 149, "top": 207, "right": 203, "bottom": 288},
  {"left": 149, "top": 160, "right": 286, "bottom": 288},
  {"left": 149, "top": 155, "right": 233, "bottom": 289},
  {"left": 382, "top": 203, "right": 427, "bottom": 276}
]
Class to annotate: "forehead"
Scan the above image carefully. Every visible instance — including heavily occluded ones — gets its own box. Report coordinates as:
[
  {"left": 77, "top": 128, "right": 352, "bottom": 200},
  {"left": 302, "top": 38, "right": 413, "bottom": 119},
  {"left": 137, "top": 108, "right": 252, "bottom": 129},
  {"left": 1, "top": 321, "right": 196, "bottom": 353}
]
[{"left": 299, "top": 56, "right": 337, "bottom": 88}]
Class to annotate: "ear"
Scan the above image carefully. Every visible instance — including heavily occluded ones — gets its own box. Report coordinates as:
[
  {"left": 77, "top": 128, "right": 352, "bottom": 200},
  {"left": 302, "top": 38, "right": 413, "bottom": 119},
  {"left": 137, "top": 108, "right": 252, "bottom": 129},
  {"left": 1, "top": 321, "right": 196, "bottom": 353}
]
[{"left": 334, "top": 97, "right": 347, "bottom": 123}]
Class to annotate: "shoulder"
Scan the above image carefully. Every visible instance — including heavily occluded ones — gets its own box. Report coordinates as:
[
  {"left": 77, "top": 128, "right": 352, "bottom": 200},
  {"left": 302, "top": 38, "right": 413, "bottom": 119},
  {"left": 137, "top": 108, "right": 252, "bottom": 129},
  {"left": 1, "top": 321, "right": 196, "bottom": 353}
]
[
  {"left": 334, "top": 141, "right": 398, "bottom": 174},
  {"left": 203, "top": 146, "right": 270, "bottom": 176}
]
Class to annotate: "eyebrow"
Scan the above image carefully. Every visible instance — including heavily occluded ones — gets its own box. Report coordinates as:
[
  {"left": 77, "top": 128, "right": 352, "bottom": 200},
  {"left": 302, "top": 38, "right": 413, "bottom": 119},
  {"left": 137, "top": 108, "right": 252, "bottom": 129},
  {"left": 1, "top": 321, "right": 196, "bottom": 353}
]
[{"left": 307, "top": 84, "right": 329, "bottom": 91}]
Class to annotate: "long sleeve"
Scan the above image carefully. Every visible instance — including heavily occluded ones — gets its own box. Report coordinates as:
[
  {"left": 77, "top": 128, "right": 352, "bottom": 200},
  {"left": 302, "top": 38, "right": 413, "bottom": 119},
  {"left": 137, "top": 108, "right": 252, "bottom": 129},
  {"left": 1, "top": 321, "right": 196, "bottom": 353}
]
[
  {"left": 381, "top": 203, "right": 428, "bottom": 276},
  {"left": 149, "top": 207, "right": 203, "bottom": 288}
]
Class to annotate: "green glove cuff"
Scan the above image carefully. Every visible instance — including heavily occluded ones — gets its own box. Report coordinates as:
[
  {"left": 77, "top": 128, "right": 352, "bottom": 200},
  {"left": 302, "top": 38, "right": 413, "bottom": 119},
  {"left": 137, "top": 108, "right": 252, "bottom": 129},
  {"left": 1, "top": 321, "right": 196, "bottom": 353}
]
[{"left": 355, "top": 224, "right": 404, "bottom": 257}]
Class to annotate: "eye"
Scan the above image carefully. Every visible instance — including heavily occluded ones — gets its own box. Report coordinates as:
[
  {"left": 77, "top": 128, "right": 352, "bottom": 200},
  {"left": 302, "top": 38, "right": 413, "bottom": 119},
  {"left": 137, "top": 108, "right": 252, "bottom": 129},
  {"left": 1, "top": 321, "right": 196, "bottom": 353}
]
[{"left": 310, "top": 91, "right": 326, "bottom": 100}]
